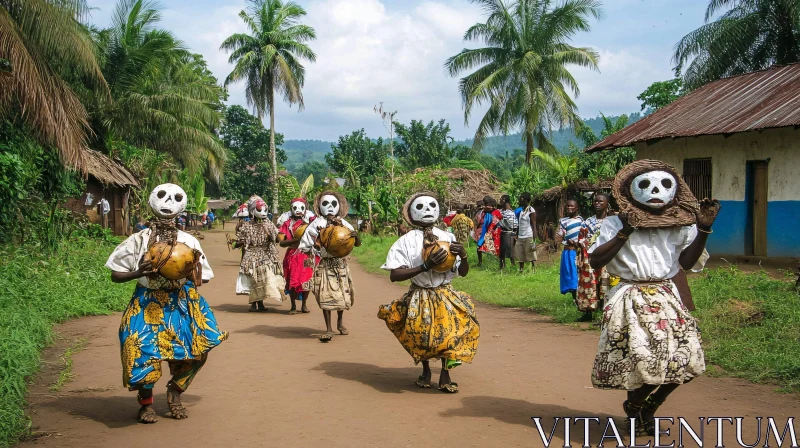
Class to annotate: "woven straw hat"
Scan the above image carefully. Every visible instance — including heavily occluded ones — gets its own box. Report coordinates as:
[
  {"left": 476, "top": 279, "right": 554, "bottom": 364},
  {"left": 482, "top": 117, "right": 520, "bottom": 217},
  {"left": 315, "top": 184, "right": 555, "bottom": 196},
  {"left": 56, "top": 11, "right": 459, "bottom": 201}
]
[
  {"left": 313, "top": 190, "right": 349, "bottom": 218},
  {"left": 614, "top": 159, "right": 699, "bottom": 229}
]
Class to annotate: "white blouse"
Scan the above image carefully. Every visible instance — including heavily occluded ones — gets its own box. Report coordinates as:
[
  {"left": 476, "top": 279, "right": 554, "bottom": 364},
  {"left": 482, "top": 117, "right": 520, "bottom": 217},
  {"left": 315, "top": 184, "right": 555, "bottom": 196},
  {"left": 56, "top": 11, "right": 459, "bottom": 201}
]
[
  {"left": 381, "top": 228, "right": 461, "bottom": 288},
  {"left": 298, "top": 217, "right": 355, "bottom": 258},
  {"left": 105, "top": 229, "right": 214, "bottom": 288},
  {"left": 588, "top": 215, "right": 698, "bottom": 282}
]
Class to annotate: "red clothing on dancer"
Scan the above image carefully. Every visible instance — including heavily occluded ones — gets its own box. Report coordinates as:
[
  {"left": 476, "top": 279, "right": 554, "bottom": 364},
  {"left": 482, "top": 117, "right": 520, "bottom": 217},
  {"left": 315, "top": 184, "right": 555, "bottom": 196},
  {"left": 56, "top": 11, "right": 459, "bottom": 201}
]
[{"left": 280, "top": 216, "right": 318, "bottom": 294}]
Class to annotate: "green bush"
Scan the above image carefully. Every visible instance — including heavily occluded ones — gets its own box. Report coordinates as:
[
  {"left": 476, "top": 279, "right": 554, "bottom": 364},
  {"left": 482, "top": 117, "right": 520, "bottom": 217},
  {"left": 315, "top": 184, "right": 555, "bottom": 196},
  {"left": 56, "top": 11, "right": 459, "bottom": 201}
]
[{"left": 0, "top": 238, "right": 131, "bottom": 447}]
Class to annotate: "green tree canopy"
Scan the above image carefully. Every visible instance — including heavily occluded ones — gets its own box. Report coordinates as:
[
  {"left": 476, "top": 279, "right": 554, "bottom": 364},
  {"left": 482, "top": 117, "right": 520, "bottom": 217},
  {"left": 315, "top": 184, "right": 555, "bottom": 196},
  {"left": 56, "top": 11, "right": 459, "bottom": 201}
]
[
  {"left": 445, "top": 0, "right": 602, "bottom": 162},
  {"left": 295, "top": 160, "right": 329, "bottom": 185},
  {"left": 325, "top": 129, "right": 387, "bottom": 182},
  {"left": 94, "top": 0, "right": 227, "bottom": 181},
  {"left": 674, "top": 0, "right": 800, "bottom": 91},
  {"left": 393, "top": 119, "right": 454, "bottom": 169},
  {"left": 219, "top": 105, "right": 286, "bottom": 202},
  {"left": 637, "top": 79, "right": 683, "bottom": 112}
]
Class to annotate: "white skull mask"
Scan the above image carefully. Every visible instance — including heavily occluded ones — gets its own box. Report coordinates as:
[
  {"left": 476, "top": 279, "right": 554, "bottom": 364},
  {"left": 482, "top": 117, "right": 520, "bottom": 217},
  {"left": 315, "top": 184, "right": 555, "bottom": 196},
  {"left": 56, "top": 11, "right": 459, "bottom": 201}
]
[
  {"left": 629, "top": 170, "right": 677, "bottom": 209},
  {"left": 319, "top": 194, "right": 340, "bottom": 217},
  {"left": 291, "top": 200, "right": 306, "bottom": 217},
  {"left": 148, "top": 183, "right": 187, "bottom": 218},
  {"left": 410, "top": 195, "right": 439, "bottom": 225},
  {"left": 250, "top": 199, "right": 269, "bottom": 219}
]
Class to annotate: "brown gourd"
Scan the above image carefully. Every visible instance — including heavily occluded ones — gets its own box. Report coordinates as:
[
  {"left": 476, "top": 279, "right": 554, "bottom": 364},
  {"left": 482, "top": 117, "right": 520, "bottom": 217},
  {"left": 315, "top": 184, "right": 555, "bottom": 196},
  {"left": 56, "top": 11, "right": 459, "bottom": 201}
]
[
  {"left": 319, "top": 225, "right": 355, "bottom": 258},
  {"left": 145, "top": 241, "right": 199, "bottom": 280},
  {"left": 422, "top": 241, "right": 457, "bottom": 273}
]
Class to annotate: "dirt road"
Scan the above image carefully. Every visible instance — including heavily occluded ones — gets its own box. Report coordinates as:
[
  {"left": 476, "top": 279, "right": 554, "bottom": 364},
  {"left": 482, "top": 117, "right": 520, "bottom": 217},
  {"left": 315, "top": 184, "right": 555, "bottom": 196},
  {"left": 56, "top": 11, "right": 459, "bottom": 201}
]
[{"left": 21, "top": 231, "right": 798, "bottom": 447}]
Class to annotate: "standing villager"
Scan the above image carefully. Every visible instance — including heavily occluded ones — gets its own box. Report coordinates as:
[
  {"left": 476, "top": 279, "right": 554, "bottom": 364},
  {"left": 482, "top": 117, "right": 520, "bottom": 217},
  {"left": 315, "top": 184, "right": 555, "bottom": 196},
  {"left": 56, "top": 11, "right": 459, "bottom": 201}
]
[
  {"left": 472, "top": 200, "right": 485, "bottom": 265},
  {"left": 589, "top": 160, "right": 719, "bottom": 436},
  {"left": 106, "top": 183, "right": 228, "bottom": 424},
  {"left": 477, "top": 196, "right": 502, "bottom": 264},
  {"left": 299, "top": 191, "right": 361, "bottom": 342},
  {"left": 279, "top": 198, "right": 317, "bottom": 314},
  {"left": 575, "top": 193, "right": 610, "bottom": 322},
  {"left": 378, "top": 192, "right": 479, "bottom": 393},
  {"left": 234, "top": 196, "right": 285, "bottom": 312},
  {"left": 450, "top": 209, "right": 475, "bottom": 247},
  {"left": 514, "top": 192, "right": 537, "bottom": 273},
  {"left": 558, "top": 199, "right": 583, "bottom": 303},
  {"left": 498, "top": 194, "right": 518, "bottom": 269}
]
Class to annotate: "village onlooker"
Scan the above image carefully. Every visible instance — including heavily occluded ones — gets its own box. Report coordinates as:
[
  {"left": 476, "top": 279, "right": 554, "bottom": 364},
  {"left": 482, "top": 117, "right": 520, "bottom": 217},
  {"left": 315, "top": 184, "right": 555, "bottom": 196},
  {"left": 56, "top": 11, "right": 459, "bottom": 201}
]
[
  {"left": 514, "top": 192, "right": 537, "bottom": 273},
  {"left": 450, "top": 209, "right": 475, "bottom": 247},
  {"left": 207, "top": 211, "right": 215, "bottom": 230},
  {"left": 177, "top": 213, "right": 186, "bottom": 230},
  {"left": 134, "top": 217, "right": 148, "bottom": 232},
  {"left": 477, "top": 196, "right": 502, "bottom": 267},
  {"left": 575, "top": 193, "right": 610, "bottom": 322},
  {"left": 558, "top": 199, "right": 583, "bottom": 305},
  {"left": 498, "top": 195, "right": 518, "bottom": 269},
  {"left": 472, "top": 200, "right": 485, "bottom": 265}
]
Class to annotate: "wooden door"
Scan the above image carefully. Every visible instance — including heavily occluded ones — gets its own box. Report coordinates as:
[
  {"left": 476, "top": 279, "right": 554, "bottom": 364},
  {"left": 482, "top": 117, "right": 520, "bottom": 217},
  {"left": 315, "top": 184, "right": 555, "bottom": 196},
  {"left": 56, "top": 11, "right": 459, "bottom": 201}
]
[{"left": 751, "top": 161, "right": 768, "bottom": 256}]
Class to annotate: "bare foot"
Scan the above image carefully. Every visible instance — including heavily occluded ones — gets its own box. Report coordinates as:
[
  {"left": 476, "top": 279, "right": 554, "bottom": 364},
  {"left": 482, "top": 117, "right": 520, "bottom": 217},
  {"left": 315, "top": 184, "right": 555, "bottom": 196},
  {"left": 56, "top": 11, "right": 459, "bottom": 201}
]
[
  {"left": 319, "top": 332, "right": 334, "bottom": 342},
  {"left": 337, "top": 324, "right": 349, "bottom": 335},
  {"left": 137, "top": 406, "right": 158, "bottom": 424},
  {"left": 166, "top": 385, "right": 188, "bottom": 419}
]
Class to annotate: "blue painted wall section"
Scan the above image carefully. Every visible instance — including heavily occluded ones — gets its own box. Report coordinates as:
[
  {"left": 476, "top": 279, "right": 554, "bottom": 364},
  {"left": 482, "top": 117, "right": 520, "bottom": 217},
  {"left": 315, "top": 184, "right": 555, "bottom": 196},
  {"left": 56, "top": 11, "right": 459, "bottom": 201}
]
[
  {"left": 706, "top": 200, "right": 800, "bottom": 257},
  {"left": 766, "top": 201, "right": 800, "bottom": 257},
  {"left": 707, "top": 201, "right": 747, "bottom": 255}
]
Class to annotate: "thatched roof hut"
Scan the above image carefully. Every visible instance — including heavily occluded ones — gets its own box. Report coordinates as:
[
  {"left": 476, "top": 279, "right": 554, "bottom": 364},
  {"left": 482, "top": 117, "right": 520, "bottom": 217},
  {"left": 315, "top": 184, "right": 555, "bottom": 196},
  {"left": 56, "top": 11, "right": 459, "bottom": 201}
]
[
  {"left": 411, "top": 168, "right": 502, "bottom": 209},
  {"left": 65, "top": 150, "right": 139, "bottom": 236}
]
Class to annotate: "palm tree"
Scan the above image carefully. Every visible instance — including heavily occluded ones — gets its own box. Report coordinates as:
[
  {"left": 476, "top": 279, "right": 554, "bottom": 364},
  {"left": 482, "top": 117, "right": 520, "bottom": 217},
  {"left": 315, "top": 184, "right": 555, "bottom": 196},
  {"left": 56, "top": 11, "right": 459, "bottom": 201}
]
[
  {"left": 221, "top": 0, "right": 316, "bottom": 215},
  {"left": 0, "top": 0, "right": 108, "bottom": 170},
  {"left": 532, "top": 148, "right": 578, "bottom": 217},
  {"left": 445, "top": 0, "right": 602, "bottom": 162},
  {"left": 674, "top": 0, "right": 800, "bottom": 90},
  {"left": 94, "top": 0, "right": 227, "bottom": 181}
]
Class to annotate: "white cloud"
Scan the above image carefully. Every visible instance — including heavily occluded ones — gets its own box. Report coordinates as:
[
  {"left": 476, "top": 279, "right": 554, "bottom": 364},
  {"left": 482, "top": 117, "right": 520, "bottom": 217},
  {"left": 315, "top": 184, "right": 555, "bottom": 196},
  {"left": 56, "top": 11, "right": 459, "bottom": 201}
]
[
  {"left": 86, "top": 0, "right": 700, "bottom": 142},
  {"left": 570, "top": 49, "right": 676, "bottom": 119}
]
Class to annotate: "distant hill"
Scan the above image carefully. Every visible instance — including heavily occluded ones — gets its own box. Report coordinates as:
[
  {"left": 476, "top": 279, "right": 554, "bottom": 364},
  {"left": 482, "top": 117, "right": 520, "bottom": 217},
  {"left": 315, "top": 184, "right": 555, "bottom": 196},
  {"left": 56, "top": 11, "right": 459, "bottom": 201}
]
[
  {"left": 281, "top": 112, "right": 644, "bottom": 173},
  {"left": 451, "top": 112, "right": 646, "bottom": 155},
  {"left": 282, "top": 140, "right": 331, "bottom": 173}
]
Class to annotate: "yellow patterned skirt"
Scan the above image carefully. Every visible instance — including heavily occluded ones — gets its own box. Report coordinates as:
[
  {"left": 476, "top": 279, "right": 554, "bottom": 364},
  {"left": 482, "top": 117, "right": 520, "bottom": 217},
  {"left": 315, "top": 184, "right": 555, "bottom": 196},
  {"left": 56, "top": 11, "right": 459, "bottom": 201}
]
[{"left": 377, "top": 284, "right": 480, "bottom": 366}]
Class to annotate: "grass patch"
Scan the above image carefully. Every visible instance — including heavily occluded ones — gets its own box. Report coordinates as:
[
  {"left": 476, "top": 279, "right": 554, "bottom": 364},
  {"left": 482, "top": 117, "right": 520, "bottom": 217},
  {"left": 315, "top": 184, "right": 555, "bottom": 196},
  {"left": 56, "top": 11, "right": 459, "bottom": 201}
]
[
  {"left": 0, "top": 238, "right": 131, "bottom": 447},
  {"left": 49, "top": 338, "right": 87, "bottom": 392},
  {"left": 352, "top": 234, "right": 800, "bottom": 391}
]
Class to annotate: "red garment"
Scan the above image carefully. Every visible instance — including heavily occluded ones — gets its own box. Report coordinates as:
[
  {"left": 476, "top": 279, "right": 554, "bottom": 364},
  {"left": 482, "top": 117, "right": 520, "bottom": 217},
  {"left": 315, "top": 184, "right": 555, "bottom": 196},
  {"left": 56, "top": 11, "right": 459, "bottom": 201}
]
[
  {"left": 279, "top": 217, "right": 318, "bottom": 293},
  {"left": 478, "top": 209, "right": 502, "bottom": 256},
  {"left": 443, "top": 212, "right": 456, "bottom": 226}
]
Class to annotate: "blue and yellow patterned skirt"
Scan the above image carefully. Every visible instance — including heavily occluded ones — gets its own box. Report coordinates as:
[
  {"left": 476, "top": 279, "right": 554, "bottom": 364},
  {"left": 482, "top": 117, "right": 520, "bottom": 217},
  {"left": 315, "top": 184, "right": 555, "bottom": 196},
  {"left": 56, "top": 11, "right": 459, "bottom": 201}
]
[{"left": 119, "top": 282, "right": 228, "bottom": 390}]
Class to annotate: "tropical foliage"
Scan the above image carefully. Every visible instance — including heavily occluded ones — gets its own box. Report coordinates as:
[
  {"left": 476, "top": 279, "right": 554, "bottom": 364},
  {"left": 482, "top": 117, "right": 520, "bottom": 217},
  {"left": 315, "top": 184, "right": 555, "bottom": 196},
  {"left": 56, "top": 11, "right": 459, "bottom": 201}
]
[
  {"left": 674, "top": 0, "right": 800, "bottom": 90},
  {"left": 219, "top": 105, "right": 287, "bottom": 203},
  {"left": 0, "top": 0, "right": 106, "bottom": 170},
  {"left": 637, "top": 79, "right": 684, "bottom": 112},
  {"left": 221, "top": 0, "right": 317, "bottom": 214},
  {"left": 445, "top": 0, "right": 602, "bottom": 162},
  {"left": 325, "top": 129, "right": 388, "bottom": 182},
  {"left": 393, "top": 119, "right": 456, "bottom": 169}
]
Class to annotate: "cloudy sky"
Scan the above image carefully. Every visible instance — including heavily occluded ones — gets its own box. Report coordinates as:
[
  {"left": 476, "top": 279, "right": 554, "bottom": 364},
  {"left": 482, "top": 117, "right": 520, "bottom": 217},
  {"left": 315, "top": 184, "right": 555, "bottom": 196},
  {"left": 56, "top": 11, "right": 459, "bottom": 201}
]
[{"left": 86, "top": 0, "right": 709, "bottom": 141}]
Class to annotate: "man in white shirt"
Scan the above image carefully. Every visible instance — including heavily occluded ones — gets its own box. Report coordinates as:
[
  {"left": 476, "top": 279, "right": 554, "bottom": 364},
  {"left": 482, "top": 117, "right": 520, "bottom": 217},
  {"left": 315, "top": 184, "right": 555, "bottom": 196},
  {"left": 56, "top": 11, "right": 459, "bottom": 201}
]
[{"left": 513, "top": 192, "right": 537, "bottom": 273}]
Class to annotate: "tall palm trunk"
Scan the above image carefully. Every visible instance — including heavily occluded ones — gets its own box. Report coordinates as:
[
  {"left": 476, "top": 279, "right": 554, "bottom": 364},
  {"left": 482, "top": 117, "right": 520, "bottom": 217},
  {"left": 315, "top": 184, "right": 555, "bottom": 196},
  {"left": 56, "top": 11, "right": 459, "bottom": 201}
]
[
  {"left": 269, "top": 88, "right": 278, "bottom": 217},
  {"left": 525, "top": 130, "right": 534, "bottom": 163}
]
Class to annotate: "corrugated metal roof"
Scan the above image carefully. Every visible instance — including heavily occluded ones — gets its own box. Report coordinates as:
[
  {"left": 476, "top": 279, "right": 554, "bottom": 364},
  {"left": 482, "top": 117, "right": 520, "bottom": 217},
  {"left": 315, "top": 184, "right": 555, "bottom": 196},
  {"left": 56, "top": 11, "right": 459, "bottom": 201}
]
[{"left": 588, "top": 63, "right": 800, "bottom": 152}]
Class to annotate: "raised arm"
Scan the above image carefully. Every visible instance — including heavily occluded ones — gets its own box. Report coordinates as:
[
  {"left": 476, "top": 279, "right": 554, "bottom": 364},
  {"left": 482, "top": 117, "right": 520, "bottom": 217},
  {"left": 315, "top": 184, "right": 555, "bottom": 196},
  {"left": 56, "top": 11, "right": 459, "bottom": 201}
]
[{"left": 679, "top": 199, "right": 720, "bottom": 269}]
